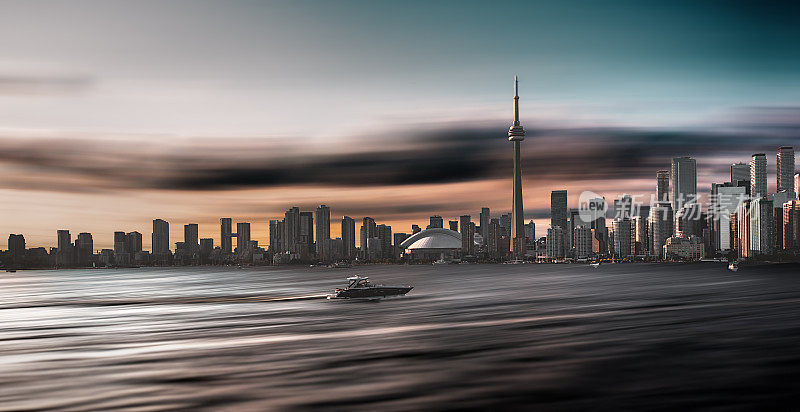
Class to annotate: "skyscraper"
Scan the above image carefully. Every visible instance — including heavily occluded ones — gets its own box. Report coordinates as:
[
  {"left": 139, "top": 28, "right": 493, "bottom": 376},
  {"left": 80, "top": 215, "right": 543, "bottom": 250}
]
[
  {"left": 236, "top": 222, "right": 251, "bottom": 254},
  {"left": 448, "top": 220, "right": 459, "bottom": 231},
  {"left": 550, "top": 190, "right": 568, "bottom": 233},
  {"left": 126, "top": 231, "right": 143, "bottom": 254},
  {"left": 649, "top": 202, "right": 673, "bottom": 256},
  {"left": 671, "top": 157, "right": 697, "bottom": 211},
  {"left": 184, "top": 224, "right": 199, "bottom": 252},
  {"left": 730, "top": 162, "right": 750, "bottom": 184},
  {"left": 56, "top": 229, "right": 72, "bottom": 267},
  {"left": 778, "top": 146, "right": 795, "bottom": 195},
  {"left": 315, "top": 205, "right": 331, "bottom": 260},
  {"left": 460, "top": 215, "right": 474, "bottom": 256},
  {"left": 508, "top": 76, "right": 527, "bottom": 259},
  {"left": 750, "top": 153, "right": 767, "bottom": 198},
  {"left": 220, "top": 218, "right": 233, "bottom": 254},
  {"left": 284, "top": 207, "right": 300, "bottom": 253},
  {"left": 341, "top": 216, "right": 356, "bottom": 260},
  {"left": 480, "top": 207, "right": 490, "bottom": 241},
  {"left": 114, "top": 231, "right": 127, "bottom": 254},
  {"left": 656, "top": 170, "right": 669, "bottom": 202},
  {"left": 360, "top": 217, "right": 377, "bottom": 256},
  {"left": 269, "top": 219, "right": 283, "bottom": 254},
  {"left": 428, "top": 215, "right": 443, "bottom": 229},
  {"left": 152, "top": 219, "right": 170, "bottom": 255},
  {"left": 299, "top": 211, "right": 314, "bottom": 256}
]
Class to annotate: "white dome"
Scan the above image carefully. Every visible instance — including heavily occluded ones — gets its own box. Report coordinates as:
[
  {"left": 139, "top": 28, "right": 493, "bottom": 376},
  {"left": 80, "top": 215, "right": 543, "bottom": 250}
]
[{"left": 400, "top": 228, "right": 462, "bottom": 250}]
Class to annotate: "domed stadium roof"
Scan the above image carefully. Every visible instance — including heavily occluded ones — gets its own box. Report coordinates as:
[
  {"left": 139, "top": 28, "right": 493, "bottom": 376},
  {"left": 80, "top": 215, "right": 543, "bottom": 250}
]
[{"left": 399, "top": 228, "right": 462, "bottom": 250}]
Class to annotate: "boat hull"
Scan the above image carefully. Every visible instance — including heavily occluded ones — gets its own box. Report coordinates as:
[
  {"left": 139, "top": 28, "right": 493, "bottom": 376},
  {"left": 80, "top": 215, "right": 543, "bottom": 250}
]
[{"left": 328, "top": 286, "right": 413, "bottom": 300}]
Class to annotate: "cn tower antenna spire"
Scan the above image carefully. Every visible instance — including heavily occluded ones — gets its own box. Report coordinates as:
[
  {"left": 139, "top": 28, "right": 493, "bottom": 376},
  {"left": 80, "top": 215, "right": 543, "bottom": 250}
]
[{"left": 514, "top": 75, "right": 520, "bottom": 126}]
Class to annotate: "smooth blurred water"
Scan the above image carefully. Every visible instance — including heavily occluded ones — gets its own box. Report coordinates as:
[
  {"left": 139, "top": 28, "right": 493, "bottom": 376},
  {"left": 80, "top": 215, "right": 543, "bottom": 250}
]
[{"left": 2, "top": 263, "right": 800, "bottom": 411}]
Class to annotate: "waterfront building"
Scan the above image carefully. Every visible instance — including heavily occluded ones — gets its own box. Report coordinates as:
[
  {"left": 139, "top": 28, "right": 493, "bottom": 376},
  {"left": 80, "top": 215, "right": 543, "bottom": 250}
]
[
  {"left": 750, "top": 153, "right": 767, "bottom": 198},
  {"left": 656, "top": 170, "right": 670, "bottom": 202},
  {"left": 671, "top": 157, "right": 697, "bottom": 211},
  {"left": 777, "top": 146, "right": 795, "bottom": 196},
  {"left": 730, "top": 163, "right": 750, "bottom": 185},
  {"left": 546, "top": 226, "right": 564, "bottom": 259},
  {"left": 341, "top": 216, "right": 356, "bottom": 260},
  {"left": 663, "top": 236, "right": 704, "bottom": 260},
  {"left": 220, "top": 218, "right": 233, "bottom": 254}
]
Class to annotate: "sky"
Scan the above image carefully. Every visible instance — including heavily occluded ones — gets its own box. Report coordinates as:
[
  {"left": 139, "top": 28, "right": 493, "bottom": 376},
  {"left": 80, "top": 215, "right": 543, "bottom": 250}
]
[{"left": 0, "top": 0, "right": 799, "bottom": 249}]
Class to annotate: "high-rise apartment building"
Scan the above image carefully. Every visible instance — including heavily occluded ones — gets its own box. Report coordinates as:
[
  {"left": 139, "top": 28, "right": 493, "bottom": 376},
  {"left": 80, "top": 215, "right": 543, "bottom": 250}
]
[
  {"left": 315, "top": 205, "right": 330, "bottom": 260},
  {"left": 671, "top": 157, "right": 697, "bottom": 211},
  {"left": 480, "top": 207, "right": 490, "bottom": 242},
  {"left": 730, "top": 163, "right": 750, "bottom": 185},
  {"left": 184, "top": 224, "right": 199, "bottom": 253},
  {"left": 750, "top": 153, "right": 767, "bottom": 199},
  {"left": 152, "top": 219, "right": 170, "bottom": 255},
  {"left": 460, "top": 215, "right": 474, "bottom": 256},
  {"left": 429, "top": 215, "right": 443, "bottom": 229},
  {"left": 656, "top": 170, "right": 670, "bottom": 202},
  {"left": 236, "top": 222, "right": 251, "bottom": 254},
  {"left": 220, "top": 218, "right": 233, "bottom": 254},
  {"left": 339, "top": 216, "right": 355, "bottom": 260},
  {"left": 778, "top": 146, "right": 795, "bottom": 195}
]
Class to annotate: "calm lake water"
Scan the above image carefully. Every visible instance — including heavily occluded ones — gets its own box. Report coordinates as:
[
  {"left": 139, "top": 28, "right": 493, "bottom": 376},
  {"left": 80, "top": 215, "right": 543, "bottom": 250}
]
[{"left": 2, "top": 263, "right": 800, "bottom": 410}]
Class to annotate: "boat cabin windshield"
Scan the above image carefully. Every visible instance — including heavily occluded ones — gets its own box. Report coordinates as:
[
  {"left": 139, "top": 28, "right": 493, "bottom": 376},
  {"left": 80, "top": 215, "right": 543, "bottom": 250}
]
[{"left": 347, "top": 277, "right": 373, "bottom": 288}]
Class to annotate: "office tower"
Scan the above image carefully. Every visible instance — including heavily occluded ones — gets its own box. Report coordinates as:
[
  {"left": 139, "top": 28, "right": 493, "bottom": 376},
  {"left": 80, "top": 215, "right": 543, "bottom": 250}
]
[
  {"left": 614, "top": 194, "right": 635, "bottom": 220},
  {"left": 393, "top": 232, "right": 409, "bottom": 258},
  {"left": 710, "top": 184, "right": 747, "bottom": 252},
  {"left": 796, "top": 173, "right": 800, "bottom": 200},
  {"left": 429, "top": 215, "right": 444, "bottom": 229},
  {"left": 778, "top": 146, "right": 795, "bottom": 195},
  {"left": 315, "top": 205, "right": 331, "bottom": 260},
  {"left": 649, "top": 202, "right": 673, "bottom": 256},
  {"left": 360, "top": 217, "right": 377, "bottom": 257},
  {"left": 236, "top": 222, "right": 251, "bottom": 254},
  {"left": 783, "top": 200, "right": 800, "bottom": 251},
  {"left": 574, "top": 226, "right": 592, "bottom": 259},
  {"left": 773, "top": 190, "right": 793, "bottom": 252},
  {"left": 411, "top": 224, "right": 421, "bottom": 234},
  {"left": 220, "top": 218, "right": 233, "bottom": 254},
  {"left": 730, "top": 163, "right": 750, "bottom": 185},
  {"left": 508, "top": 77, "right": 527, "bottom": 259},
  {"left": 459, "top": 215, "right": 474, "bottom": 256},
  {"left": 546, "top": 227, "right": 564, "bottom": 258},
  {"left": 341, "top": 216, "right": 356, "bottom": 260},
  {"left": 633, "top": 216, "right": 648, "bottom": 255},
  {"left": 550, "top": 190, "right": 568, "bottom": 231},
  {"left": 613, "top": 219, "right": 633, "bottom": 258},
  {"left": 113, "top": 231, "right": 127, "bottom": 254},
  {"left": 284, "top": 207, "right": 300, "bottom": 253},
  {"left": 500, "top": 213, "right": 512, "bottom": 238},
  {"left": 671, "top": 157, "right": 697, "bottom": 211},
  {"left": 126, "top": 232, "right": 142, "bottom": 254},
  {"left": 749, "top": 198, "right": 773, "bottom": 256},
  {"left": 56, "top": 230, "right": 72, "bottom": 267},
  {"left": 377, "top": 224, "right": 392, "bottom": 259},
  {"left": 8, "top": 234, "right": 26, "bottom": 263},
  {"left": 656, "top": 170, "right": 670, "bottom": 202},
  {"left": 269, "top": 219, "right": 283, "bottom": 254},
  {"left": 675, "top": 203, "right": 701, "bottom": 237},
  {"left": 524, "top": 220, "right": 535, "bottom": 243},
  {"left": 299, "top": 211, "right": 314, "bottom": 256},
  {"left": 199, "top": 238, "right": 213, "bottom": 262},
  {"left": 448, "top": 220, "right": 459, "bottom": 231},
  {"left": 183, "top": 224, "right": 199, "bottom": 253},
  {"left": 487, "top": 218, "right": 501, "bottom": 258},
  {"left": 480, "top": 207, "right": 490, "bottom": 242},
  {"left": 750, "top": 153, "right": 767, "bottom": 198},
  {"left": 152, "top": 219, "right": 170, "bottom": 254}
]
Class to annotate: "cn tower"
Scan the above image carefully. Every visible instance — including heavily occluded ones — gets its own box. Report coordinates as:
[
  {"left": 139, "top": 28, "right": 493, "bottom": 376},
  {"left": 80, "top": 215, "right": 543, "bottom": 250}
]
[{"left": 508, "top": 76, "right": 526, "bottom": 260}]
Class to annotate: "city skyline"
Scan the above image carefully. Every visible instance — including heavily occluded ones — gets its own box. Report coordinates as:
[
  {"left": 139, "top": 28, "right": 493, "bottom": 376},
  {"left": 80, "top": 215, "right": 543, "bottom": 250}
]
[{"left": 2, "top": 1, "right": 800, "bottom": 249}]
